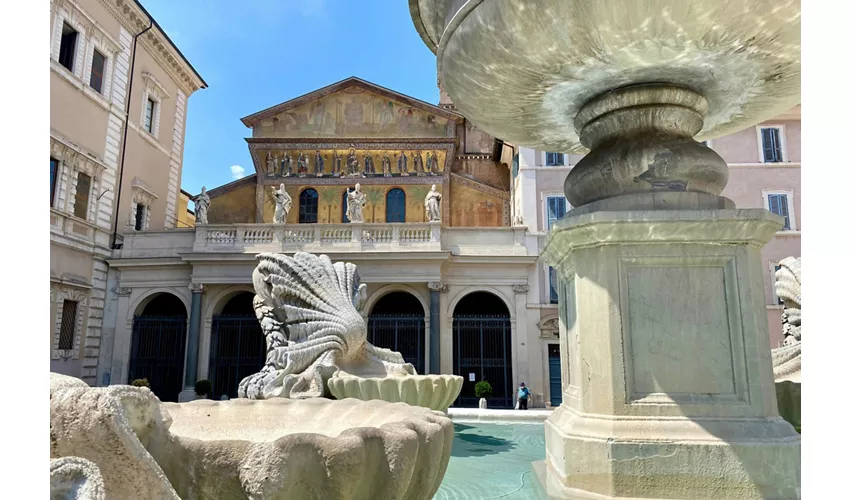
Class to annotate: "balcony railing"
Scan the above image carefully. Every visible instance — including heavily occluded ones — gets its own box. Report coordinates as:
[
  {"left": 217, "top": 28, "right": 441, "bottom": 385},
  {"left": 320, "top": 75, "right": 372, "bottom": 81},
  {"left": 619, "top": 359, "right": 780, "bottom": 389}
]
[{"left": 193, "top": 222, "right": 443, "bottom": 253}]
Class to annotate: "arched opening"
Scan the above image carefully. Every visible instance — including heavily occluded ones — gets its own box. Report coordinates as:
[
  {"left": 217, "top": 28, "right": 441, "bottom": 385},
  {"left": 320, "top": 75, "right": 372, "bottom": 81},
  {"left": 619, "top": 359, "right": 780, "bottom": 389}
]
[
  {"left": 368, "top": 292, "right": 425, "bottom": 374},
  {"left": 129, "top": 292, "right": 187, "bottom": 402},
  {"left": 298, "top": 188, "right": 318, "bottom": 223},
  {"left": 452, "top": 291, "right": 513, "bottom": 408},
  {"left": 386, "top": 188, "right": 406, "bottom": 223},
  {"left": 209, "top": 291, "right": 265, "bottom": 400}
]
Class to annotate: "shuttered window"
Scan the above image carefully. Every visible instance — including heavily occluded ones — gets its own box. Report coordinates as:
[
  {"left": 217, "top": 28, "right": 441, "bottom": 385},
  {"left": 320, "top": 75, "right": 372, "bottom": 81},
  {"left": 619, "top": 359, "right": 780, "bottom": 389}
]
[
  {"left": 549, "top": 267, "right": 559, "bottom": 304},
  {"left": 767, "top": 193, "right": 791, "bottom": 230},
  {"left": 761, "top": 127, "right": 783, "bottom": 163},
  {"left": 545, "top": 152, "right": 565, "bottom": 166},
  {"left": 547, "top": 196, "right": 568, "bottom": 230}
]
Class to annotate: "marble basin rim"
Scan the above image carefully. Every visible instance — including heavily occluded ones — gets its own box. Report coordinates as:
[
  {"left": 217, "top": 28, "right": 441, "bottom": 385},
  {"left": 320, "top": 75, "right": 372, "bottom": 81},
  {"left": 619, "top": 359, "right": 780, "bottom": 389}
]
[
  {"left": 409, "top": 0, "right": 801, "bottom": 152},
  {"left": 155, "top": 397, "right": 455, "bottom": 500},
  {"left": 327, "top": 374, "right": 464, "bottom": 412}
]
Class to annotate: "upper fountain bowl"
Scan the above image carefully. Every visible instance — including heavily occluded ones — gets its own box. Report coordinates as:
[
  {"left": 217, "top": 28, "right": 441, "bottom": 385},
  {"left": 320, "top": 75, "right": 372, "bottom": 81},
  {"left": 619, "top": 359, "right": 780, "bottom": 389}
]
[{"left": 409, "top": 0, "right": 800, "bottom": 153}]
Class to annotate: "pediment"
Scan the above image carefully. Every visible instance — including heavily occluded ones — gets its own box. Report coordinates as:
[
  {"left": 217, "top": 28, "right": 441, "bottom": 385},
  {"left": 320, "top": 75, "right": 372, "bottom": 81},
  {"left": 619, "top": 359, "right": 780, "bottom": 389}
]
[{"left": 242, "top": 77, "right": 461, "bottom": 139}]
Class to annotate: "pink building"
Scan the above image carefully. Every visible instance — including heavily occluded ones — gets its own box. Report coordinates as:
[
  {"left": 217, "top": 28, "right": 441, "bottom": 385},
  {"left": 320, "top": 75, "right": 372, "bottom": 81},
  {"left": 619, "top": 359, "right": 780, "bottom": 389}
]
[{"left": 514, "top": 105, "right": 801, "bottom": 349}]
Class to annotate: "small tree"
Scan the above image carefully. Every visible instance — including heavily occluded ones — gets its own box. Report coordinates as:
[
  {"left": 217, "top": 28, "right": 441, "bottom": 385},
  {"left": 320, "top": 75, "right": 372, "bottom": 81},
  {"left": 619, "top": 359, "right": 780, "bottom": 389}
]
[
  {"left": 195, "top": 379, "right": 212, "bottom": 397},
  {"left": 131, "top": 378, "right": 150, "bottom": 388},
  {"left": 474, "top": 381, "right": 493, "bottom": 399},
  {"left": 363, "top": 187, "right": 384, "bottom": 222}
]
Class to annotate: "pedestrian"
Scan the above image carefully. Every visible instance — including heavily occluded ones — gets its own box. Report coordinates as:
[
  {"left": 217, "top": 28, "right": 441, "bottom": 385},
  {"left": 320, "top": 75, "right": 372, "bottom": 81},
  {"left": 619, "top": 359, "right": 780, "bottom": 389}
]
[{"left": 516, "top": 382, "right": 531, "bottom": 410}]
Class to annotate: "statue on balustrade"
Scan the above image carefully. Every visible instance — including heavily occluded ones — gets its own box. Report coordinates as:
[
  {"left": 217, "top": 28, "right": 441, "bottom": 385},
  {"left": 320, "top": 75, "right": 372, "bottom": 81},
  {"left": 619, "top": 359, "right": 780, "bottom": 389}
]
[
  {"left": 346, "top": 147, "right": 360, "bottom": 177},
  {"left": 397, "top": 152, "right": 408, "bottom": 176},
  {"left": 332, "top": 151, "right": 342, "bottom": 177},
  {"left": 281, "top": 152, "right": 292, "bottom": 177},
  {"left": 424, "top": 184, "right": 442, "bottom": 222},
  {"left": 413, "top": 151, "right": 424, "bottom": 176},
  {"left": 363, "top": 152, "right": 374, "bottom": 176},
  {"left": 272, "top": 183, "right": 292, "bottom": 224},
  {"left": 346, "top": 183, "right": 367, "bottom": 223},
  {"left": 381, "top": 152, "right": 392, "bottom": 177},
  {"left": 266, "top": 152, "right": 277, "bottom": 176},
  {"left": 193, "top": 186, "right": 210, "bottom": 225},
  {"left": 314, "top": 150, "right": 325, "bottom": 177},
  {"left": 297, "top": 153, "right": 309, "bottom": 176}
]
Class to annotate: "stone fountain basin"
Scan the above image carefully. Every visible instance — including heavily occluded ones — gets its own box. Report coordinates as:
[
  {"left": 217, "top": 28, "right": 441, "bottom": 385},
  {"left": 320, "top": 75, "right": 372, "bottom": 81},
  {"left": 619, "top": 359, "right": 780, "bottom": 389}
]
[
  {"left": 327, "top": 374, "right": 464, "bottom": 413},
  {"left": 156, "top": 397, "right": 454, "bottom": 500}
]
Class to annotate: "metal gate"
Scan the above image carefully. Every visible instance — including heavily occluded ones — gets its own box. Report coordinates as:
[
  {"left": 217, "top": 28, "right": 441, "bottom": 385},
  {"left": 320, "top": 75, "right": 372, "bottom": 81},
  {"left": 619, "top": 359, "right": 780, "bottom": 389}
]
[
  {"left": 548, "top": 344, "right": 562, "bottom": 406},
  {"left": 129, "top": 315, "right": 187, "bottom": 403},
  {"left": 209, "top": 315, "right": 266, "bottom": 400},
  {"left": 453, "top": 315, "right": 512, "bottom": 408},
  {"left": 368, "top": 314, "right": 425, "bottom": 374}
]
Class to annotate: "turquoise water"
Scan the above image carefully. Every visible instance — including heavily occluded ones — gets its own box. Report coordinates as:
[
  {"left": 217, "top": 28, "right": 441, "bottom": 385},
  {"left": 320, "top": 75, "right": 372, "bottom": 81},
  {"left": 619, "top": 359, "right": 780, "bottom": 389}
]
[{"left": 435, "top": 422, "right": 546, "bottom": 500}]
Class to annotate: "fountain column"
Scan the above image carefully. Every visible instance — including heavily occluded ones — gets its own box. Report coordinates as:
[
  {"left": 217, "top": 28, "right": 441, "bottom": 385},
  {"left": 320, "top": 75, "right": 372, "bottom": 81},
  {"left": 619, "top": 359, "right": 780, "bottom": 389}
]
[{"left": 408, "top": 1, "right": 801, "bottom": 498}]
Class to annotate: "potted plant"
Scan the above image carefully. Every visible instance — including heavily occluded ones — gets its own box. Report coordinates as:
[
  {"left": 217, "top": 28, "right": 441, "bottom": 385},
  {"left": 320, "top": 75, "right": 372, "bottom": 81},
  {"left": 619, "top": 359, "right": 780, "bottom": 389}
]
[
  {"left": 131, "top": 378, "right": 150, "bottom": 388},
  {"left": 474, "top": 381, "right": 493, "bottom": 409},
  {"left": 195, "top": 379, "right": 212, "bottom": 399}
]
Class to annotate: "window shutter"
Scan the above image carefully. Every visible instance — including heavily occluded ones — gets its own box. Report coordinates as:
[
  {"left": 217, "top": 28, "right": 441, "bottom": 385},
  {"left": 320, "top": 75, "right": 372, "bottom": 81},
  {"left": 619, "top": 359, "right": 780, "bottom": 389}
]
[
  {"left": 549, "top": 267, "right": 559, "bottom": 303},
  {"left": 767, "top": 194, "right": 791, "bottom": 230},
  {"left": 762, "top": 128, "right": 783, "bottom": 163}
]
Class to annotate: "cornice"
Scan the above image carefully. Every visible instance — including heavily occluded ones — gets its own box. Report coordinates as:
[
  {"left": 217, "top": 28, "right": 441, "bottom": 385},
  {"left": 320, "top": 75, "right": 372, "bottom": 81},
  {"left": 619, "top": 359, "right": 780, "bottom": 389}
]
[{"left": 98, "top": 0, "right": 206, "bottom": 95}]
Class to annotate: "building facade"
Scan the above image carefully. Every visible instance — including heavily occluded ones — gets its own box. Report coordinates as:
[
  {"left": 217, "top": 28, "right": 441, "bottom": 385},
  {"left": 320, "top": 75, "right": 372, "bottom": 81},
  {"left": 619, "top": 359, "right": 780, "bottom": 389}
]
[
  {"left": 50, "top": 0, "right": 205, "bottom": 384},
  {"left": 99, "top": 74, "right": 799, "bottom": 408}
]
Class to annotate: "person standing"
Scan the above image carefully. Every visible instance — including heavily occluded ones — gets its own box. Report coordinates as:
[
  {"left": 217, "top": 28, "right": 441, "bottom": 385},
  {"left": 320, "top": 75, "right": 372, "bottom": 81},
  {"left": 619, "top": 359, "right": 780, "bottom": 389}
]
[{"left": 517, "top": 382, "right": 531, "bottom": 410}]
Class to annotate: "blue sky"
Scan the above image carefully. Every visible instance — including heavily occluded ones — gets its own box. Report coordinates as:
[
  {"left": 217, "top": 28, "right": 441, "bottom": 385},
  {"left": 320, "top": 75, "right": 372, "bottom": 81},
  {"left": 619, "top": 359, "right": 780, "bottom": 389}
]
[{"left": 141, "top": 0, "right": 440, "bottom": 196}]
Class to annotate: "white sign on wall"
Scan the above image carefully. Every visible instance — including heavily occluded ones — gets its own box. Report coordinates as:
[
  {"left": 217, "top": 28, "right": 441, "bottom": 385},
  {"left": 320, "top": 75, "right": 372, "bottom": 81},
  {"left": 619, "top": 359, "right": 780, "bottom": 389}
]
[{"left": 469, "top": 373, "right": 476, "bottom": 382}]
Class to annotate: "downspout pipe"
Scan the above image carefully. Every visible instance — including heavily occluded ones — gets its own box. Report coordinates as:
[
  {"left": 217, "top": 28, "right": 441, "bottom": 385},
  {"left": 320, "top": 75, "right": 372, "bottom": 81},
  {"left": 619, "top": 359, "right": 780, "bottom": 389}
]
[{"left": 111, "top": 19, "right": 153, "bottom": 249}]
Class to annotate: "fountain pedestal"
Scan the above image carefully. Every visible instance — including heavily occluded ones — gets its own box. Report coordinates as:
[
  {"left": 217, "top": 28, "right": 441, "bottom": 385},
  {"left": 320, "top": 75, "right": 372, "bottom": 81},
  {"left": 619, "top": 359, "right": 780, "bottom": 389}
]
[{"left": 536, "top": 209, "right": 800, "bottom": 499}]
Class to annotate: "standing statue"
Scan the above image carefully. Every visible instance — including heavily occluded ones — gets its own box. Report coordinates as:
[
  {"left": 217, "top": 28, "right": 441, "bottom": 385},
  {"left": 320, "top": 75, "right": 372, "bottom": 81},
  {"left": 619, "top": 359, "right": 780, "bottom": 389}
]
[
  {"left": 424, "top": 184, "right": 442, "bottom": 222},
  {"left": 297, "top": 152, "right": 308, "bottom": 176},
  {"left": 430, "top": 151, "right": 440, "bottom": 175},
  {"left": 397, "top": 152, "right": 409, "bottom": 176},
  {"left": 314, "top": 150, "right": 325, "bottom": 177},
  {"left": 281, "top": 152, "right": 292, "bottom": 177},
  {"left": 266, "top": 152, "right": 276, "bottom": 176},
  {"left": 381, "top": 152, "right": 392, "bottom": 177},
  {"left": 272, "top": 183, "right": 292, "bottom": 224},
  {"left": 332, "top": 151, "right": 342, "bottom": 177},
  {"left": 363, "top": 152, "right": 374, "bottom": 176},
  {"left": 346, "top": 147, "right": 360, "bottom": 177},
  {"left": 193, "top": 186, "right": 210, "bottom": 225},
  {"left": 345, "top": 183, "right": 367, "bottom": 223},
  {"left": 413, "top": 151, "right": 424, "bottom": 176},
  {"left": 424, "top": 152, "right": 433, "bottom": 175},
  {"left": 771, "top": 257, "right": 801, "bottom": 382},
  {"left": 238, "top": 252, "right": 416, "bottom": 400}
]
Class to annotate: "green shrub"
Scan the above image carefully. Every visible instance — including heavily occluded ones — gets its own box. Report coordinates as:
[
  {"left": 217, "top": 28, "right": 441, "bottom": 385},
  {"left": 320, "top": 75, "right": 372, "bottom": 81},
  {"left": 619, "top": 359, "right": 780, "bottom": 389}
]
[
  {"left": 194, "top": 379, "right": 212, "bottom": 396},
  {"left": 131, "top": 378, "right": 150, "bottom": 388},
  {"left": 474, "top": 381, "right": 493, "bottom": 399}
]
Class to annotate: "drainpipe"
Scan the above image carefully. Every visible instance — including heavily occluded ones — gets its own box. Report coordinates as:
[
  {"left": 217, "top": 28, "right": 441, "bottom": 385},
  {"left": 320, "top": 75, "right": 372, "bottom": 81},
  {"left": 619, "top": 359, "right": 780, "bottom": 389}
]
[{"left": 111, "top": 19, "right": 153, "bottom": 249}]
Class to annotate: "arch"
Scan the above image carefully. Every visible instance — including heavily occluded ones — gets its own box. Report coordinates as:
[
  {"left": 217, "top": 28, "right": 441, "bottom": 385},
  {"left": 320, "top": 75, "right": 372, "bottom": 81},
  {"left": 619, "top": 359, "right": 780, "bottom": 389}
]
[
  {"left": 367, "top": 290, "right": 427, "bottom": 374},
  {"left": 129, "top": 290, "right": 188, "bottom": 403},
  {"left": 363, "top": 284, "right": 429, "bottom": 318},
  {"left": 451, "top": 289, "right": 513, "bottom": 408},
  {"left": 128, "top": 287, "right": 191, "bottom": 322},
  {"left": 298, "top": 187, "right": 319, "bottom": 223},
  {"left": 448, "top": 286, "right": 516, "bottom": 319},
  {"left": 203, "top": 285, "right": 255, "bottom": 323},
  {"left": 208, "top": 290, "right": 265, "bottom": 399},
  {"left": 386, "top": 188, "right": 406, "bottom": 223}
]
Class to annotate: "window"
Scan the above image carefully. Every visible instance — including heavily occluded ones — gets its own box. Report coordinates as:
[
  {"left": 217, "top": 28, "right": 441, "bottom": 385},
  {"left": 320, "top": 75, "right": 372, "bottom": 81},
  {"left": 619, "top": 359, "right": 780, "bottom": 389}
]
[
  {"left": 511, "top": 153, "right": 519, "bottom": 178},
  {"left": 545, "top": 152, "right": 565, "bottom": 166},
  {"left": 58, "top": 300, "right": 78, "bottom": 350},
  {"left": 773, "top": 264, "right": 784, "bottom": 305},
  {"left": 144, "top": 97, "right": 156, "bottom": 133},
  {"left": 58, "top": 23, "right": 78, "bottom": 72},
  {"left": 89, "top": 49, "right": 106, "bottom": 93},
  {"left": 549, "top": 267, "right": 559, "bottom": 304},
  {"left": 386, "top": 188, "right": 406, "bottom": 223},
  {"left": 134, "top": 204, "right": 146, "bottom": 231},
  {"left": 50, "top": 158, "right": 59, "bottom": 206},
  {"left": 760, "top": 127, "right": 784, "bottom": 163},
  {"left": 299, "top": 188, "right": 319, "bottom": 223},
  {"left": 766, "top": 192, "right": 792, "bottom": 230},
  {"left": 546, "top": 195, "right": 568, "bottom": 229},
  {"left": 73, "top": 172, "right": 91, "bottom": 219}
]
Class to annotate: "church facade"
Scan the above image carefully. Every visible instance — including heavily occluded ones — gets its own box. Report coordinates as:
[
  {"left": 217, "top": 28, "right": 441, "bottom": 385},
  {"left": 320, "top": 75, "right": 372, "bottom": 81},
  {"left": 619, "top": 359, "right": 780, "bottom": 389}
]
[{"left": 100, "top": 77, "right": 556, "bottom": 407}]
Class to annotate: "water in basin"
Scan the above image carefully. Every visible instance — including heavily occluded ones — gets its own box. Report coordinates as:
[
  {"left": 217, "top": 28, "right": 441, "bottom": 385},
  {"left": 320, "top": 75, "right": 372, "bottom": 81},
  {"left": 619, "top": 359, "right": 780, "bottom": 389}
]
[{"left": 436, "top": 422, "right": 546, "bottom": 500}]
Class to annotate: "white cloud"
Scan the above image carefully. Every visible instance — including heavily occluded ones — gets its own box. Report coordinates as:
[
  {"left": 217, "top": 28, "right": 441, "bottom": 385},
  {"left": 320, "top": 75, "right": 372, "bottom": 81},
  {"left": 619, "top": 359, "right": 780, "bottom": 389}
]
[{"left": 230, "top": 165, "right": 246, "bottom": 180}]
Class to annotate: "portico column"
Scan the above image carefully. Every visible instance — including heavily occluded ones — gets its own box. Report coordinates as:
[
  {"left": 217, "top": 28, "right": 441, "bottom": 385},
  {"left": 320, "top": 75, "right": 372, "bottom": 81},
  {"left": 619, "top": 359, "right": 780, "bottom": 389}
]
[
  {"left": 427, "top": 281, "right": 445, "bottom": 374},
  {"left": 179, "top": 282, "right": 203, "bottom": 402}
]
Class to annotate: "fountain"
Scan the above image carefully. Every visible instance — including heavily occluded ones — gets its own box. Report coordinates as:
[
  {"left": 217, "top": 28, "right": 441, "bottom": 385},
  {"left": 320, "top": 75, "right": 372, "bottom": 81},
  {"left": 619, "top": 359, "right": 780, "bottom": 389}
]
[{"left": 409, "top": 1, "right": 801, "bottom": 498}]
